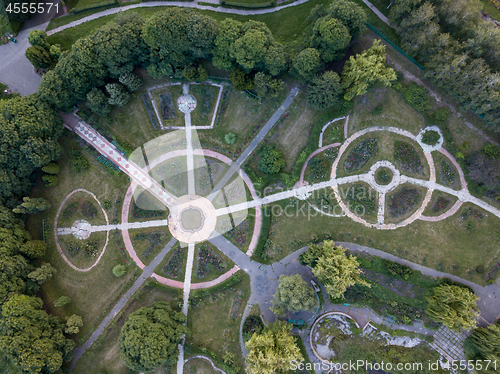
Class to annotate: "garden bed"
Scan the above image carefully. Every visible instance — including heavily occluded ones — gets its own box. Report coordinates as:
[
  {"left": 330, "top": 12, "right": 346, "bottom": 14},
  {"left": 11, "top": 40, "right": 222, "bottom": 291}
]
[
  {"left": 322, "top": 123, "right": 344, "bottom": 145},
  {"left": 387, "top": 185, "right": 423, "bottom": 220},
  {"left": 195, "top": 244, "right": 227, "bottom": 279},
  {"left": 189, "top": 84, "right": 220, "bottom": 127},
  {"left": 343, "top": 138, "right": 378, "bottom": 172},
  {"left": 160, "top": 244, "right": 186, "bottom": 279},
  {"left": 422, "top": 192, "right": 457, "bottom": 217},
  {"left": 305, "top": 153, "right": 330, "bottom": 183},
  {"left": 131, "top": 230, "right": 168, "bottom": 263},
  {"left": 58, "top": 231, "right": 107, "bottom": 269},
  {"left": 159, "top": 92, "right": 177, "bottom": 121},
  {"left": 57, "top": 192, "right": 107, "bottom": 228},
  {"left": 394, "top": 141, "right": 423, "bottom": 174},
  {"left": 434, "top": 153, "right": 460, "bottom": 189},
  {"left": 307, "top": 187, "right": 340, "bottom": 216},
  {"left": 343, "top": 183, "right": 378, "bottom": 221},
  {"left": 141, "top": 93, "right": 158, "bottom": 129}
]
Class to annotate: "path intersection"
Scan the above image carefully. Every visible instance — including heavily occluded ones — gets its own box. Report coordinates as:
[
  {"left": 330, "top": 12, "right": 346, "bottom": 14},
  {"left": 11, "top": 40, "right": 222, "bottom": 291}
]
[{"left": 55, "top": 85, "right": 500, "bottom": 372}]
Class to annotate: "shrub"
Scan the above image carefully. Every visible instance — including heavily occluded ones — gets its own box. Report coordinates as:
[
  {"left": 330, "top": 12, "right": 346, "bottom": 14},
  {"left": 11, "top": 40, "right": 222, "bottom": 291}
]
[
  {"left": 225, "top": 133, "right": 237, "bottom": 145},
  {"left": 65, "top": 241, "right": 80, "bottom": 256},
  {"left": 183, "top": 65, "right": 208, "bottom": 83},
  {"left": 476, "top": 265, "right": 485, "bottom": 274},
  {"left": 72, "top": 154, "right": 90, "bottom": 173},
  {"left": 258, "top": 145, "right": 285, "bottom": 174},
  {"left": 81, "top": 200, "right": 98, "bottom": 219},
  {"left": 42, "top": 162, "right": 60, "bottom": 174},
  {"left": 375, "top": 168, "right": 392, "bottom": 185},
  {"left": 230, "top": 68, "right": 254, "bottom": 91},
  {"left": 372, "top": 105, "right": 383, "bottom": 115},
  {"left": 421, "top": 130, "right": 440, "bottom": 146},
  {"left": 242, "top": 315, "right": 265, "bottom": 341},
  {"left": 429, "top": 107, "right": 449, "bottom": 124},
  {"left": 401, "top": 82, "right": 430, "bottom": 113},
  {"left": 42, "top": 174, "right": 58, "bottom": 187},
  {"left": 102, "top": 199, "right": 112, "bottom": 210},
  {"left": 84, "top": 240, "right": 99, "bottom": 257},
  {"left": 54, "top": 296, "right": 71, "bottom": 307},
  {"left": 113, "top": 264, "right": 127, "bottom": 277},
  {"left": 119, "top": 72, "right": 143, "bottom": 92},
  {"left": 383, "top": 260, "right": 413, "bottom": 280}
]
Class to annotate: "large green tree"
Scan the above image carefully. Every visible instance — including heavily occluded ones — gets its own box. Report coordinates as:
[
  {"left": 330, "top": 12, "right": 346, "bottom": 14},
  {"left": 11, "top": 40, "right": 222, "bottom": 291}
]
[
  {"left": 471, "top": 322, "right": 500, "bottom": 373},
  {"left": 271, "top": 274, "right": 318, "bottom": 316},
  {"left": 292, "top": 48, "right": 323, "bottom": 81},
  {"left": 311, "top": 241, "right": 369, "bottom": 299},
  {"left": 0, "top": 294, "right": 75, "bottom": 373},
  {"left": 307, "top": 71, "right": 342, "bottom": 109},
  {"left": 310, "top": 17, "right": 351, "bottom": 62},
  {"left": 258, "top": 145, "right": 285, "bottom": 174},
  {"left": 28, "top": 30, "right": 50, "bottom": 50},
  {"left": 19, "top": 240, "right": 47, "bottom": 259},
  {"left": 426, "top": 284, "right": 479, "bottom": 332},
  {"left": 25, "top": 45, "right": 52, "bottom": 70},
  {"left": 106, "top": 83, "right": 130, "bottom": 107},
  {"left": 86, "top": 87, "right": 110, "bottom": 117},
  {"left": 28, "top": 262, "right": 57, "bottom": 284},
  {"left": 0, "top": 94, "right": 62, "bottom": 208},
  {"left": 143, "top": 9, "right": 218, "bottom": 77},
  {"left": 326, "top": 0, "right": 367, "bottom": 39},
  {"left": 254, "top": 72, "right": 285, "bottom": 98},
  {"left": 118, "top": 301, "right": 186, "bottom": 372},
  {"left": 245, "top": 320, "right": 303, "bottom": 374},
  {"left": 341, "top": 40, "right": 397, "bottom": 101}
]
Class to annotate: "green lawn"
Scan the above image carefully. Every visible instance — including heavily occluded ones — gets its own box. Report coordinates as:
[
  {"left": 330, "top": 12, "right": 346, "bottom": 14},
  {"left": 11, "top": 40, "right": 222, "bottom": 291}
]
[
  {"left": 481, "top": 0, "right": 500, "bottom": 21},
  {"left": 186, "top": 271, "right": 251, "bottom": 373},
  {"left": 72, "top": 281, "right": 181, "bottom": 374}
]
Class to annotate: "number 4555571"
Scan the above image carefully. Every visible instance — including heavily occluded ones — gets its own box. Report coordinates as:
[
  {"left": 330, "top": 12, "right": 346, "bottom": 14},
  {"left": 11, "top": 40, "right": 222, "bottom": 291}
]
[{"left": 6, "top": 3, "right": 59, "bottom": 13}]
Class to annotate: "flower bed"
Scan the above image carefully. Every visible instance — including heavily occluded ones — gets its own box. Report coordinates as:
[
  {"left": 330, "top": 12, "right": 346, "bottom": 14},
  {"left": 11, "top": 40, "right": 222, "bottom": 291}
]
[
  {"left": 225, "top": 220, "right": 250, "bottom": 247},
  {"left": 141, "top": 93, "right": 157, "bottom": 129},
  {"left": 132, "top": 201, "right": 165, "bottom": 219},
  {"left": 63, "top": 202, "right": 79, "bottom": 219},
  {"left": 388, "top": 186, "right": 421, "bottom": 218},
  {"left": 431, "top": 196, "right": 451, "bottom": 213},
  {"left": 230, "top": 289, "right": 243, "bottom": 320},
  {"left": 131, "top": 232, "right": 166, "bottom": 258},
  {"left": 159, "top": 92, "right": 177, "bottom": 120},
  {"left": 345, "top": 184, "right": 376, "bottom": 215},
  {"left": 438, "top": 160, "right": 457, "bottom": 186},
  {"left": 394, "top": 141, "right": 423, "bottom": 174},
  {"left": 81, "top": 200, "right": 98, "bottom": 219},
  {"left": 191, "top": 85, "right": 216, "bottom": 124},
  {"left": 65, "top": 241, "right": 81, "bottom": 256},
  {"left": 375, "top": 167, "right": 392, "bottom": 185},
  {"left": 84, "top": 239, "right": 99, "bottom": 257},
  {"left": 161, "top": 246, "right": 185, "bottom": 279},
  {"left": 197, "top": 244, "right": 226, "bottom": 278},
  {"left": 344, "top": 138, "right": 378, "bottom": 172},
  {"left": 307, "top": 154, "right": 328, "bottom": 182}
]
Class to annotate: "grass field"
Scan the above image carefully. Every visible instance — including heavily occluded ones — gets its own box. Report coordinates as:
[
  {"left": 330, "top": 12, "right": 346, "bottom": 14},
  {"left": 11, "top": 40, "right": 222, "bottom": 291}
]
[
  {"left": 72, "top": 281, "right": 181, "bottom": 374},
  {"left": 186, "top": 271, "right": 251, "bottom": 373},
  {"left": 264, "top": 197, "right": 500, "bottom": 284},
  {"left": 184, "top": 358, "right": 220, "bottom": 374},
  {"left": 481, "top": 0, "right": 500, "bottom": 21}
]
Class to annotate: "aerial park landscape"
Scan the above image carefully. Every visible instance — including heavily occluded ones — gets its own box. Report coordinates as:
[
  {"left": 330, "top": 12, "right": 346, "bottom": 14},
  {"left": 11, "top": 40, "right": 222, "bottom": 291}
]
[{"left": 1, "top": 0, "right": 500, "bottom": 373}]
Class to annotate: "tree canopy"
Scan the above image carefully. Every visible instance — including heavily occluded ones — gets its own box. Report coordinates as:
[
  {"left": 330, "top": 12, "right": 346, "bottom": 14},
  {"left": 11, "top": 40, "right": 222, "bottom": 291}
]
[
  {"left": 426, "top": 284, "right": 479, "bottom": 332},
  {"left": 310, "top": 17, "right": 351, "bottom": 62},
  {"left": 0, "top": 294, "right": 75, "bottom": 373},
  {"left": 245, "top": 320, "right": 303, "bottom": 374},
  {"left": 470, "top": 322, "right": 500, "bottom": 373},
  {"left": 307, "top": 71, "right": 342, "bottom": 109},
  {"left": 119, "top": 301, "right": 186, "bottom": 372},
  {"left": 293, "top": 48, "right": 323, "bottom": 82},
  {"left": 341, "top": 40, "right": 397, "bottom": 101},
  {"left": 258, "top": 145, "right": 285, "bottom": 174},
  {"left": 271, "top": 274, "right": 318, "bottom": 316},
  {"left": 311, "top": 241, "right": 369, "bottom": 299}
]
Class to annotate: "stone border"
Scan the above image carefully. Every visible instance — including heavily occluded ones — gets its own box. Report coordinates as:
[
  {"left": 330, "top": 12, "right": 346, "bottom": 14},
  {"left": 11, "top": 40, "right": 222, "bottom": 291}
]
[
  {"left": 309, "top": 312, "right": 367, "bottom": 364},
  {"left": 54, "top": 189, "right": 110, "bottom": 272},
  {"left": 121, "top": 149, "right": 261, "bottom": 287}
]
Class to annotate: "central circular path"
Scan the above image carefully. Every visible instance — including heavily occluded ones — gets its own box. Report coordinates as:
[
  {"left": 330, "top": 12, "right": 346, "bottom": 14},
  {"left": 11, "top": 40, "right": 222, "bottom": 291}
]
[{"left": 168, "top": 194, "right": 217, "bottom": 243}]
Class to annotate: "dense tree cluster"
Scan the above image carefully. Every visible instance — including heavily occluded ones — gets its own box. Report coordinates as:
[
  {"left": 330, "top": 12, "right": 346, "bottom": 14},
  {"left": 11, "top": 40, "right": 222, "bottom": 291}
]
[
  {"left": 245, "top": 320, "right": 303, "bottom": 374},
  {"left": 390, "top": 0, "right": 500, "bottom": 129},
  {"left": 300, "top": 241, "right": 369, "bottom": 299},
  {"left": 118, "top": 302, "right": 186, "bottom": 372},
  {"left": 468, "top": 322, "right": 500, "bottom": 373}
]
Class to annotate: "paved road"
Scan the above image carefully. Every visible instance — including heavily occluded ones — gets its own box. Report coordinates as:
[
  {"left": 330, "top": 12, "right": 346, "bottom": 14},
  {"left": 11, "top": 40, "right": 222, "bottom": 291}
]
[
  {"left": 0, "top": 2, "right": 61, "bottom": 95},
  {"left": 70, "top": 237, "right": 177, "bottom": 367}
]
